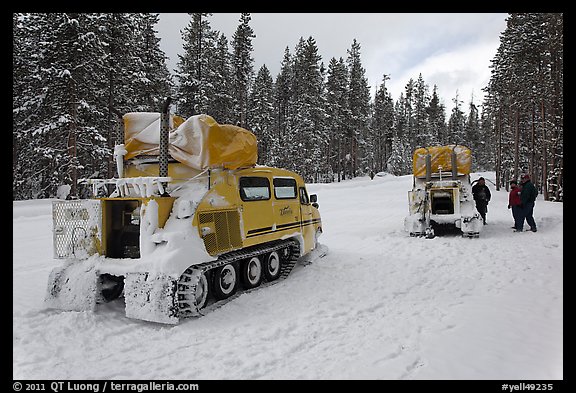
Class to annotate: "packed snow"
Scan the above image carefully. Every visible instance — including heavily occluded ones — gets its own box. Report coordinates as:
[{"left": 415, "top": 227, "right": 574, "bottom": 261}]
[{"left": 13, "top": 172, "right": 562, "bottom": 380}]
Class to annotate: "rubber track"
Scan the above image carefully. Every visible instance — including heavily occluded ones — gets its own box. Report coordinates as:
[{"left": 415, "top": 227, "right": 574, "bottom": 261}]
[{"left": 177, "top": 239, "right": 300, "bottom": 319}]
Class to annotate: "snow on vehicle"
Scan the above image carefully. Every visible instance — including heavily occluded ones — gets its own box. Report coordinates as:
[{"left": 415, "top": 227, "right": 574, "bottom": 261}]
[
  {"left": 403, "top": 144, "right": 483, "bottom": 238},
  {"left": 45, "top": 100, "right": 323, "bottom": 324}
]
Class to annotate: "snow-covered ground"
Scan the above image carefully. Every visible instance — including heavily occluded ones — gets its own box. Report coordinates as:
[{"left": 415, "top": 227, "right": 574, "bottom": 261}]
[{"left": 13, "top": 172, "right": 563, "bottom": 380}]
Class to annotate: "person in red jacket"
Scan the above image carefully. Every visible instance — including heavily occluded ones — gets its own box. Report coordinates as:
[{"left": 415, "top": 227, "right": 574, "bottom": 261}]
[{"left": 508, "top": 180, "right": 522, "bottom": 231}]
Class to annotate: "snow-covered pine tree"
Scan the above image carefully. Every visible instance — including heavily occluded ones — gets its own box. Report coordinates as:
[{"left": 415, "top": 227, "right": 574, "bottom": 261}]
[
  {"left": 13, "top": 13, "right": 44, "bottom": 199},
  {"left": 131, "top": 13, "right": 174, "bottom": 112},
  {"left": 389, "top": 91, "right": 414, "bottom": 175},
  {"left": 208, "top": 33, "right": 234, "bottom": 124},
  {"left": 99, "top": 13, "right": 146, "bottom": 179},
  {"left": 464, "top": 95, "right": 481, "bottom": 165},
  {"left": 13, "top": 13, "right": 108, "bottom": 199},
  {"left": 483, "top": 13, "right": 563, "bottom": 201},
  {"left": 326, "top": 57, "right": 350, "bottom": 181},
  {"left": 288, "top": 36, "right": 327, "bottom": 182},
  {"left": 402, "top": 78, "right": 415, "bottom": 149},
  {"left": 371, "top": 74, "right": 395, "bottom": 174},
  {"left": 175, "top": 13, "right": 218, "bottom": 118},
  {"left": 272, "top": 47, "right": 294, "bottom": 171},
  {"left": 426, "top": 85, "right": 447, "bottom": 145},
  {"left": 345, "top": 39, "right": 371, "bottom": 178},
  {"left": 231, "top": 13, "right": 255, "bottom": 128},
  {"left": 248, "top": 65, "right": 276, "bottom": 166},
  {"left": 448, "top": 91, "right": 466, "bottom": 145},
  {"left": 413, "top": 74, "right": 432, "bottom": 147}
]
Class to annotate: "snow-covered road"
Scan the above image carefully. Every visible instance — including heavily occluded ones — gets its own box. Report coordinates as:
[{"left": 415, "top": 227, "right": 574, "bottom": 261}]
[{"left": 13, "top": 172, "right": 563, "bottom": 380}]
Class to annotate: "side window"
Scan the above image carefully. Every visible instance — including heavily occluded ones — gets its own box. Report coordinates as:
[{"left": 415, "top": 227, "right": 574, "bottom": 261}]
[
  {"left": 239, "top": 177, "right": 270, "bottom": 201},
  {"left": 273, "top": 178, "right": 297, "bottom": 199},
  {"left": 299, "top": 187, "right": 309, "bottom": 205}
]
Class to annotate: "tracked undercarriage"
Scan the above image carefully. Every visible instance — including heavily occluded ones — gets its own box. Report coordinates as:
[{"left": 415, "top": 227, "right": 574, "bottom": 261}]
[{"left": 177, "top": 239, "right": 300, "bottom": 319}]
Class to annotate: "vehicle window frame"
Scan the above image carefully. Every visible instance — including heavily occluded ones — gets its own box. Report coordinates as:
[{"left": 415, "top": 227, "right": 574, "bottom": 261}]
[
  {"left": 273, "top": 177, "right": 298, "bottom": 200},
  {"left": 299, "top": 187, "right": 310, "bottom": 205},
  {"left": 239, "top": 176, "right": 271, "bottom": 202}
]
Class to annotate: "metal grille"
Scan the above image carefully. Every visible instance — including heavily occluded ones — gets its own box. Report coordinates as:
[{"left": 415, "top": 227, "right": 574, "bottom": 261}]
[
  {"left": 198, "top": 210, "right": 242, "bottom": 255},
  {"left": 52, "top": 200, "right": 102, "bottom": 259}
]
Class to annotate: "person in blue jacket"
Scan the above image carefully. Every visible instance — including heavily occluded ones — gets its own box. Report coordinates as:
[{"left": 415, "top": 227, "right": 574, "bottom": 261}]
[{"left": 517, "top": 173, "right": 538, "bottom": 232}]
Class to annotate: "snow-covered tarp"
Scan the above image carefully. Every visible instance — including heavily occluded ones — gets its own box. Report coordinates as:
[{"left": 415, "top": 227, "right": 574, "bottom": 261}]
[{"left": 123, "top": 113, "right": 258, "bottom": 170}]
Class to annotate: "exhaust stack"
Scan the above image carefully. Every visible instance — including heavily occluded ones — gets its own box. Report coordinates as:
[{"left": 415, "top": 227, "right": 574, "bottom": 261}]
[{"left": 159, "top": 97, "right": 172, "bottom": 195}]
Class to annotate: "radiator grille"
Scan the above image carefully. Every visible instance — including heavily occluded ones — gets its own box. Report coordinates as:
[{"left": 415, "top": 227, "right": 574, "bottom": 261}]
[
  {"left": 52, "top": 200, "right": 102, "bottom": 259},
  {"left": 198, "top": 210, "right": 242, "bottom": 255}
]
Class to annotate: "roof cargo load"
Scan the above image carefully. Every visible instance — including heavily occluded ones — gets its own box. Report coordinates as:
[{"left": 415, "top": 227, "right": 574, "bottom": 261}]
[
  {"left": 123, "top": 113, "right": 258, "bottom": 170},
  {"left": 412, "top": 145, "right": 472, "bottom": 178}
]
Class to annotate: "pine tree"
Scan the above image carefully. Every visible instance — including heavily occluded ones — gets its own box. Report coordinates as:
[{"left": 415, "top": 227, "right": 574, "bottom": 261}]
[
  {"left": 272, "top": 47, "right": 294, "bottom": 170},
  {"left": 288, "top": 36, "right": 327, "bottom": 182},
  {"left": 413, "top": 74, "right": 431, "bottom": 147},
  {"left": 345, "top": 39, "right": 371, "bottom": 177},
  {"left": 175, "top": 13, "right": 217, "bottom": 117},
  {"left": 403, "top": 78, "right": 415, "bottom": 148},
  {"left": 426, "top": 85, "right": 447, "bottom": 144},
  {"left": 447, "top": 91, "right": 466, "bottom": 145},
  {"left": 208, "top": 33, "right": 234, "bottom": 123},
  {"left": 371, "top": 74, "right": 395, "bottom": 173},
  {"left": 248, "top": 65, "right": 275, "bottom": 165},
  {"left": 131, "top": 13, "right": 174, "bottom": 112},
  {"left": 13, "top": 13, "right": 109, "bottom": 199},
  {"left": 464, "top": 94, "right": 481, "bottom": 158},
  {"left": 325, "top": 57, "right": 349, "bottom": 181},
  {"left": 483, "top": 13, "right": 563, "bottom": 200},
  {"left": 231, "top": 13, "right": 255, "bottom": 127},
  {"left": 99, "top": 13, "right": 144, "bottom": 178},
  {"left": 13, "top": 13, "right": 47, "bottom": 199},
  {"left": 13, "top": 13, "right": 174, "bottom": 199}
]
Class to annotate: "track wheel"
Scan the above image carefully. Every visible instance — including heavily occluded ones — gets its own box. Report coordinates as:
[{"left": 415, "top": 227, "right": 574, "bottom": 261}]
[
  {"left": 242, "top": 256, "right": 263, "bottom": 289},
  {"left": 213, "top": 263, "right": 238, "bottom": 300},
  {"left": 263, "top": 251, "right": 281, "bottom": 281},
  {"left": 193, "top": 273, "right": 209, "bottom": 310},
  {"left": 178, "top": 269, "right": 209, "bottom": 313}
]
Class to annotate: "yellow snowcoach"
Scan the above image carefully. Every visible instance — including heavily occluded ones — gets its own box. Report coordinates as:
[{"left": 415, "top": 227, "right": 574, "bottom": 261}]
[
  {"left": 404, "top": 144, "right": 483, "bottom": 238},
  {"left": 45, "top": 102, "right": 323, "bottom": 324}
]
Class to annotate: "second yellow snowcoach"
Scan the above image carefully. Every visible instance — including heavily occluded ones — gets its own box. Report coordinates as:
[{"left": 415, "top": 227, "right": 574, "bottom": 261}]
[{"left": 404, "top": 144, "right": 483, "bottom": 238}]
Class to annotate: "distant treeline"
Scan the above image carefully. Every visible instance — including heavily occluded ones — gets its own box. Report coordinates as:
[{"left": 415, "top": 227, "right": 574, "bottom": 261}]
[{"left": 13, "top": 13, "right": 562, "bottom": 201}]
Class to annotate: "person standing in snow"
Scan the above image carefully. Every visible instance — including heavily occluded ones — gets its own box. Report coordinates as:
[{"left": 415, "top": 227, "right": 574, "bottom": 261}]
[
  {"left": 472, "top": 177, "right": 491, "bottom": 225},
  {"left": 517, "top": 173, "right": 538, "bottom": 232},
  {"left": 508, "top": 180, "right": 522, "bottom": 231}
]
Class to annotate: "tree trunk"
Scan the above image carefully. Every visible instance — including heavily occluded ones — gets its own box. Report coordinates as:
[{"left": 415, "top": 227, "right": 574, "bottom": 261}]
[
  {"left": 495, "top": 108, "right": 502, "bottom": 191},
  {"left": 68, "top": 80, "right": 78, "bottom": 198},
  {"left": 514, "top": 108, "right": 519, "bottom": 181},
  {"left": 541, "top": 100, "right": 548, "bottom": 201}
]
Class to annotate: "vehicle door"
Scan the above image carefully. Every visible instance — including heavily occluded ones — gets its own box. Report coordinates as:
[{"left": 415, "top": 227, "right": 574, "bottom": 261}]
[
  {"left": 272, "top": 177, "right": 300, "bottom": 237},
  {"left": 238, "top": 176, "right": 272, "bottom": 243}
]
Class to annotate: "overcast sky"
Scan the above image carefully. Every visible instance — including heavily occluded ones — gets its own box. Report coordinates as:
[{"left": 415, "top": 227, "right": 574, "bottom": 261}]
[{"left": 156, "top": 13, "right": 508, "bottom": 109}]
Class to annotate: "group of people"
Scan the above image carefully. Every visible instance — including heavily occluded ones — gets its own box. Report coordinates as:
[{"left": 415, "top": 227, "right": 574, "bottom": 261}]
[{"left": 471, "top": 174, "right": 537, "bottom": 232}]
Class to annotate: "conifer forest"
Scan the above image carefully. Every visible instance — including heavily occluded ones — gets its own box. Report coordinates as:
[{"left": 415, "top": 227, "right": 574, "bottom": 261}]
[{"left": 12, "top": 13, "right": 563, "bottom": 201}]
